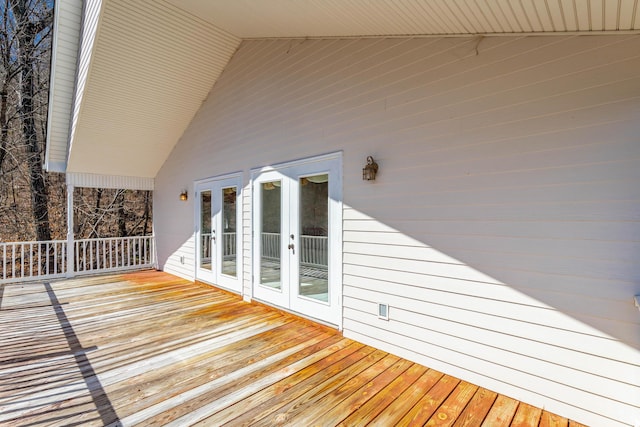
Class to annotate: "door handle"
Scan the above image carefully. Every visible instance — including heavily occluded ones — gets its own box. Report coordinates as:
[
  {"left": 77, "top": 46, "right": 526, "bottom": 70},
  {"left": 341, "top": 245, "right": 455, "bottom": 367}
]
[{"left": 288, "top": 243, "right": 295, "bottom": 254}]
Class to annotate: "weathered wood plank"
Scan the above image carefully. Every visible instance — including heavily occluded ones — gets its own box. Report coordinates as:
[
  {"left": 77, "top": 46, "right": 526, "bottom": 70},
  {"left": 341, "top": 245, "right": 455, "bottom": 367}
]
[
  {"left": 539, "top": 410, "right": 569, "bottom": 427},
  {"left": 277, "top": 353, "right": 402, "bottom": 426},
  {"left": 0, "top": 271, "right": 588, "bottom": 427},
  {"left": 307, "top": 356, "right": 415, "bottom": 426},
  {"left": 214, "top": 340, "right": 370, "bottom": 426},
  {"left": 249, "top": 346, "right": 384, "bottom": 426},
  {"left": 425, "top": 381, "right": 479, "bottom": 427},
  {"left": 394, "top": 374, "right": 461, "bottom": 426},
  {"left": 481, "top": 394, "right": 520, "bottom": 426},
  {"left": 124, "top": 333, "right": 353, "bottom": 426},
  {"left": 361, "top": 368, "right": 444, "bottom": 427},
  {"left": 511, "top": 402, "right": 543, "bottom": 427},
  {"left": 193, "top": 335, "right": 360, "bottom": 426},
  {"left": 100, "top": 323, "right": 331, "bottom": 423},
  {"left": 453, "top": 387, "right": 499, "bottom": 427},
  {"left": 336, "top": 361, "right": 426, "bottom": 427}
]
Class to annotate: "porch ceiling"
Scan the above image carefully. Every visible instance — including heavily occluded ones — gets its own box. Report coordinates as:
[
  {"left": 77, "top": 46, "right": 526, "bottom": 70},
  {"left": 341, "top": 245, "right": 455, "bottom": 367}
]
[{"left": 46, "top": 0, "right": 640, "bottom": 183}]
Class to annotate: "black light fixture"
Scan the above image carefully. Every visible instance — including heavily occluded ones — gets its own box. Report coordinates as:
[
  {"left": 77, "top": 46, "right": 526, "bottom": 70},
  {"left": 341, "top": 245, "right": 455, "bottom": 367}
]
[
  {"left": 362, "top": 156, "right": 378, "bottom": 181},
  {"left": 179, "top": 190, "right": 188, "bottom": 201}
]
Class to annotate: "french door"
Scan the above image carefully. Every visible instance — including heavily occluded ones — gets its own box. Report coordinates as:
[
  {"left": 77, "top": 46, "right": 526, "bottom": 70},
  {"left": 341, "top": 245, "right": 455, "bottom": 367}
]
[
  {"left": 252, "top": 154, "right": 342, "bottom": 326},
  {"left": 195, "top": 174, "right": 242, "bottom": 293}
]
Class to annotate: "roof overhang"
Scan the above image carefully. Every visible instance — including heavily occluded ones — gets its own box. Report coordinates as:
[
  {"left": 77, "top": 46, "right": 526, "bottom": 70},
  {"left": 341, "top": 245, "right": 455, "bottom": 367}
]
[{"left": 45, "top": 0, "right": 640, "bottom": 188}]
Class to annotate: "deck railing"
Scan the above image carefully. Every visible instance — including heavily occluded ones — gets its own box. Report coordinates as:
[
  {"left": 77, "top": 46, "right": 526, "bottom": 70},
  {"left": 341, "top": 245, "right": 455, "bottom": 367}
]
[
  {"left": 0, "top": 236, "right": 154, "bottom": 284},
  {"left": 261, "top": 232, "right": 281, "bottom": 261},
  {"left": 0, "top": 240, "right": 68, "bottom": 283},
  {"left": 74, "top": 236, "right": 154, "bottom": 274},
  {"left": 299, "top": 235, "right": 328, "bottom": 267},
  {"left": 201, "top": 232, "right": 237, "bottom": 263},
  {"left": 261, "top": 233, "right": 327, "bottom": 267}
]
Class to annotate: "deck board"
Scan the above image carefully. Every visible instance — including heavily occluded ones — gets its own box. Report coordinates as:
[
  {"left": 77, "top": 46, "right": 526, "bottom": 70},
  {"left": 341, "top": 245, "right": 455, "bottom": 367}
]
[{"left": 0, "top": 271, "right": 587, "bottom": 426}]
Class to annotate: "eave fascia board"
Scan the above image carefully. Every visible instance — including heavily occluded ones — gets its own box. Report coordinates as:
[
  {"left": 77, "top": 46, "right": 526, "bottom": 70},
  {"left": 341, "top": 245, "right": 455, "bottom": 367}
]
[{"left": 44, "top": 0, "right": 84, "bottom": 173}]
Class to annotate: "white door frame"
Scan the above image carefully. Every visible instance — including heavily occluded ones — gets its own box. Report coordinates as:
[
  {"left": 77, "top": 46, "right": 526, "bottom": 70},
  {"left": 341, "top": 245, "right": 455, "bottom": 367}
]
[
  {"left": 194, "top": 172, "right": 243, "bottom": 294},
  {"left": 251, "top": 152, "right": 343, "bottom": 328}
]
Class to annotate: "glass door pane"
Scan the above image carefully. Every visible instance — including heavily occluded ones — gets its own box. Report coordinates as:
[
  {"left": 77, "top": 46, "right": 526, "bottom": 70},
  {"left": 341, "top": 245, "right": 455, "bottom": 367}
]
[
  {"left": 196, "top": 175, "right": 242, "bottom": 293},
  {"left": 298, "top": 174, "right": 329, "bottom": 302},
  {"left": 221, "top": 186, "right": 237, "bottom": 277},
  {"left": 260, "top": 180, "right": 282, "bottom": 289},
  {"left": 200, "top": 190, "right": 212, "bottom": 271}
]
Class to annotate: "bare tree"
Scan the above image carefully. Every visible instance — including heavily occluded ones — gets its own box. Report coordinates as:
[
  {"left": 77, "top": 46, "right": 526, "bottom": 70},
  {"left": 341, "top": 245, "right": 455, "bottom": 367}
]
[
  {"left": 0, "top": 0, "right": 152, "bottom": 243},
  {"left": 0, "top": 0, "right": 53, "bottom": 241},
  {"left": 13, "top": 0, "right": 53, "bottom": 241},
  {"left": 73, "top": 188, "right": 153, "bottom": 239}
]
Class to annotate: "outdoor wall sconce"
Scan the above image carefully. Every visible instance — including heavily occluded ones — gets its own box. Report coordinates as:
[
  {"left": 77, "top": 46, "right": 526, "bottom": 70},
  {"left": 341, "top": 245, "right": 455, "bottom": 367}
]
[
  {"left": 179, "top": 190, "right": 188, "bottom": 201},
  {"left": 362, "top": 156, "right": 379, "bottom": 181}
]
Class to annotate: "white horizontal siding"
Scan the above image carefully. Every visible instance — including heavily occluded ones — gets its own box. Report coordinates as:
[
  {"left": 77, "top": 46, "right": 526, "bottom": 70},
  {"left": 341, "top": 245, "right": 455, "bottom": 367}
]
[
  {"left": 160, "top": 234, "right": 195, "bottom": 282},
  {"left": 154, "top": 35, "right": 640, "bottom": 427}
]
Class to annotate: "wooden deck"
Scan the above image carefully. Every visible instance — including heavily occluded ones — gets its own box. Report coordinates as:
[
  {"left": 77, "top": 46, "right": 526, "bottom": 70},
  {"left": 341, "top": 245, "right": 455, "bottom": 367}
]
[{"left": 0, "top": 270, "right": 587, "bottom": 426}]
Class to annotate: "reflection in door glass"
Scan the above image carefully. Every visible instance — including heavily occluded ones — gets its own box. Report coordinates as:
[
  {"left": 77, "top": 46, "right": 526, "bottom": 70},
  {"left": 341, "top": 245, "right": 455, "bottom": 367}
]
[
  {"left": 200, "top": 190, "right": 212, "bottom": 271},
  {"left": 222, "top": 187, "right": 237, "bottom": 277},
  {"left": 299, "top": 174, "right": 328, "bottom": 302},
  {"left": 261, "top": 181, "right": 281, "bottom": 289}
]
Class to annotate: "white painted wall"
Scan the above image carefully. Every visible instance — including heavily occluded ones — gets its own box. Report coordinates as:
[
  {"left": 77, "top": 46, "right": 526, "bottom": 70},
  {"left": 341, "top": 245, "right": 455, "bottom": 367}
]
[{"left": 154, "top": 35, "right": 640, "bottom": 426}]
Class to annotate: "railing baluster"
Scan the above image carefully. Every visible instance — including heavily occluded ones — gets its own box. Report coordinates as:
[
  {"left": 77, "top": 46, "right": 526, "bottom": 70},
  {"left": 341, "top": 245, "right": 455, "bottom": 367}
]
[
  {"left": 54, "top": 242, "right": 58, "bottom": 275},
  {"left": 19, "top": 243, "right": 22, "bottom": 278},
  {"left": 45, "top": 242, "right": 49, "bottom": 275},
  {"left": 0, "top": 237, "right": 154, "bottom": 283}
]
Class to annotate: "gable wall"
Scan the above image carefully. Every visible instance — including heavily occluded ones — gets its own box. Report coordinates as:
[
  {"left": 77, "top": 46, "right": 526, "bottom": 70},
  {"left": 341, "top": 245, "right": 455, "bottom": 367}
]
[{"left": 154, "top": 35, "right": 640, "bottom": 426}]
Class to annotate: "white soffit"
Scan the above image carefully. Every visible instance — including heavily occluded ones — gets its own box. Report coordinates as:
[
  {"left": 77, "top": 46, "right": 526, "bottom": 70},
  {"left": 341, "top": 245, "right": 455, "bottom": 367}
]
[
  {"left": 65, "top": 0, "right": 240, "bottom": 178},
  {"left": 167, "top": 0, "right": 640, "bottom": 37},
  {"left": 48, "top": 0, "right": 640, "bottom": 180},
  {"left": 66, "top": 172, "right": 154, "bottom": 191}
]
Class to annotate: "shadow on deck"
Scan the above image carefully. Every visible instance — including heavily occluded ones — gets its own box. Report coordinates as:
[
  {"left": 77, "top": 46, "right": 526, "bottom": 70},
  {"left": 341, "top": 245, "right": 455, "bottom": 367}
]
[{"left": 0, "top": 271, "right": 587, "bottom": 426}]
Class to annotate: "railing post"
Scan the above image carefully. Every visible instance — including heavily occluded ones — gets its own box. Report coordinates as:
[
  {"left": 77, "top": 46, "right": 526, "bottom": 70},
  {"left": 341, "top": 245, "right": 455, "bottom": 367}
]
[{"left": 66, "top": 183, "right": 75, "bottom": 278}]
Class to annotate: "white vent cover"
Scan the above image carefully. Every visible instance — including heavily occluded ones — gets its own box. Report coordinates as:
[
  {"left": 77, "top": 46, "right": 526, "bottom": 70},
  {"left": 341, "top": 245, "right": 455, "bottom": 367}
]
[{"left": 378, "top": 303, "right": 389, "bottom": 320}]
